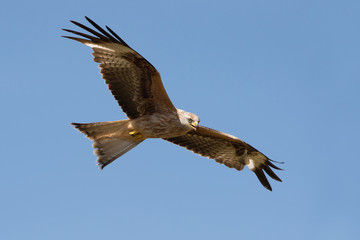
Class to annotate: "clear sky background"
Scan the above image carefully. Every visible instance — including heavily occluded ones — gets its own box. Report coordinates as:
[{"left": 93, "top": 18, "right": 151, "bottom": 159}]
[{"left": 1, "top": 0, "right": 359, "bottom": 239}]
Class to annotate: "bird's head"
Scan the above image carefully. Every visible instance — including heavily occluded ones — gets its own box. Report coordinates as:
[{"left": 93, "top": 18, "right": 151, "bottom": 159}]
[{"left": 177, "top": 109, "right": 200, "bottom": 131}]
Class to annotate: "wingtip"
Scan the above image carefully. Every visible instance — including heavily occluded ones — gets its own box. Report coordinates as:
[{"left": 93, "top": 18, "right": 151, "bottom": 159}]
[
  {"left": 71, "top": 122, "right": 82, "bottom": 129},
  {"left": 251, "top": 159, "right": 284, "bottom": 190},
  {"left": 270, "top": 159, "right": 285, "bottom": 164},
  {"left": 84, "top": 16, "right": 96, "bottom": 25},
  {"left": 69, "top": 20, "right": 78, "bottom": 25},
  {"left": 267, "top": 160, "right": 284, "bottom": 171},
  {"left": 263, "top": 182, "right": 273, "bottom": 192},
  {"left": 97, "top": 163, "right": 105, "bottom": 170},
  {"left": 84, "top": 16, "right": 95, "bottom": 25},
  {"left": 253, "top": 168, "right": 273, "bottom": 191},
  {"left": 61, "top": 35, "right": 91, "bottom": 45},
  {"left": 97, "top": 159, "right": 111, "bottom": 170},
  {"left": 263, "top": 162, "right": 282, "bottom": 182}
]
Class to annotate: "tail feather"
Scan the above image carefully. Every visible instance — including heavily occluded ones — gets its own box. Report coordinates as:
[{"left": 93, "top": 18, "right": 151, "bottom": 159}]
[
  {"left": 93, "top": 137, "right": 143, "bottom": 169},
  {"left": 72, "top": 120, "right": 129, "bottom": 140},
  {"left": 72, "top": 120, "right": 143, "bottom": 168}
]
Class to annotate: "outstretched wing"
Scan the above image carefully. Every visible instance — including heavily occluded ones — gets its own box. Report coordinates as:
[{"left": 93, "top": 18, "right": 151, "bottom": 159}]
[
  {"left": 62, "top": 17, "right": 176, "bottom": 119},
  {"left": 164, "top": 126, "right": 282, "bottom": 191}
]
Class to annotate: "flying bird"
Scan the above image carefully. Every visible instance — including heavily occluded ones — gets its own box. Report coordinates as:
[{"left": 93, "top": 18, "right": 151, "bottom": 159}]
[{"left": 63, "top": 17, "right": 283, "bottom": 191}]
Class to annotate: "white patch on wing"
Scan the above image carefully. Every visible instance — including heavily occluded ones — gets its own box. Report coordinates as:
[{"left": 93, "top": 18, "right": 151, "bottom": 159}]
[
  {"left": 84, "top": 43, "right": 116, "bottom": 52},
  {"left": 85, "top": 42, "right": 133, "bottom": 54},
  {"left": 247, "top": 159, "right": 256, "bottom": 170}
]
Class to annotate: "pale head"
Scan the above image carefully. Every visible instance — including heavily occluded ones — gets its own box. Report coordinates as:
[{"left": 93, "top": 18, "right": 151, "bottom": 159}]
[{"left": 177, "top": 109, "right": 200, "bottom": 131}]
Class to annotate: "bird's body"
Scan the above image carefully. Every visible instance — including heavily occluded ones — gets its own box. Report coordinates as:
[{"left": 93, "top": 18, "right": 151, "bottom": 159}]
[
  {"left": 130, "top": 109, "right": 196, "bottom": 139},
  {"left": 63, "top": 17, "right": 283, "bottom": 191}
]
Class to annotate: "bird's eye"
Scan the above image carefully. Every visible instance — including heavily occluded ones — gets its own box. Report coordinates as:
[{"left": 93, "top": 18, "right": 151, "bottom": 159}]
[{"left": 188, "top": 119, "right": 193, "bottom": 124}]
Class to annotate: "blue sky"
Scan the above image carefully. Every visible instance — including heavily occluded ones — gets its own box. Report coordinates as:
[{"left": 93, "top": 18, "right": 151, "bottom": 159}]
[{"left": 1, "top": 0, "right": 360, "bottom": 239}]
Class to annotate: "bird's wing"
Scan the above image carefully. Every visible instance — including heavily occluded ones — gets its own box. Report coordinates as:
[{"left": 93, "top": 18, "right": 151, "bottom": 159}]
[
  {"left": 164, "top": 126, "right": 282, "bottom": 191},
  {"left": 62, "top": 17, "right": 176, "bottom": 119}
]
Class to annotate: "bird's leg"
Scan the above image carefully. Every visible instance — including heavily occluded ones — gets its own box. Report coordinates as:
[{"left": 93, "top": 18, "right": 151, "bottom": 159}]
[{"left": 129, "top": 130, "right": 143, "bottom": 139}]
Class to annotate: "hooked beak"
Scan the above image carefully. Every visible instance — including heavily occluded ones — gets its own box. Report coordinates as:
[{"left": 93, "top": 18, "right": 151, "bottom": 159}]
[{"left": 190, "top": 121, "right": 199, "bottom": 131}]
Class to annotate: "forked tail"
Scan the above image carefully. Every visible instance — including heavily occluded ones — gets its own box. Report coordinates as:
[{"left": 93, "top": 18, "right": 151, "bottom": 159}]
[{"left": 72, "top": 120, "right": 144, "bottom": 169}]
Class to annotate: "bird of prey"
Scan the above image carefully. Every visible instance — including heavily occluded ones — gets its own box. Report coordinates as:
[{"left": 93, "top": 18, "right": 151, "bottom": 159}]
[{"left": 63, "top": 17, "right": 282, "bottom": 191}]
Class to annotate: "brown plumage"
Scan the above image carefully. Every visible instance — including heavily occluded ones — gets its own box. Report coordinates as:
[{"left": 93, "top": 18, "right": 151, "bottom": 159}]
[
  {"left": 63, "top": 17, "right": 283, "bottom": 191},
  {"left": 164, "top": 126, "right": 282, "bottom": 191}
]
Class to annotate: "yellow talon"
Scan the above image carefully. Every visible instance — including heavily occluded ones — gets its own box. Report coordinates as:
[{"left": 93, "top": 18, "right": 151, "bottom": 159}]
[{"left": 129, "top": 130, "right": 143, "bottom": 139}]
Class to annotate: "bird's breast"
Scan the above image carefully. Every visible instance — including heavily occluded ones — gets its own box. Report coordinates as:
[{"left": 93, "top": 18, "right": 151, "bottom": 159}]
[{"left": 130, "top": 113, "right": 190, "bottom": 138}]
